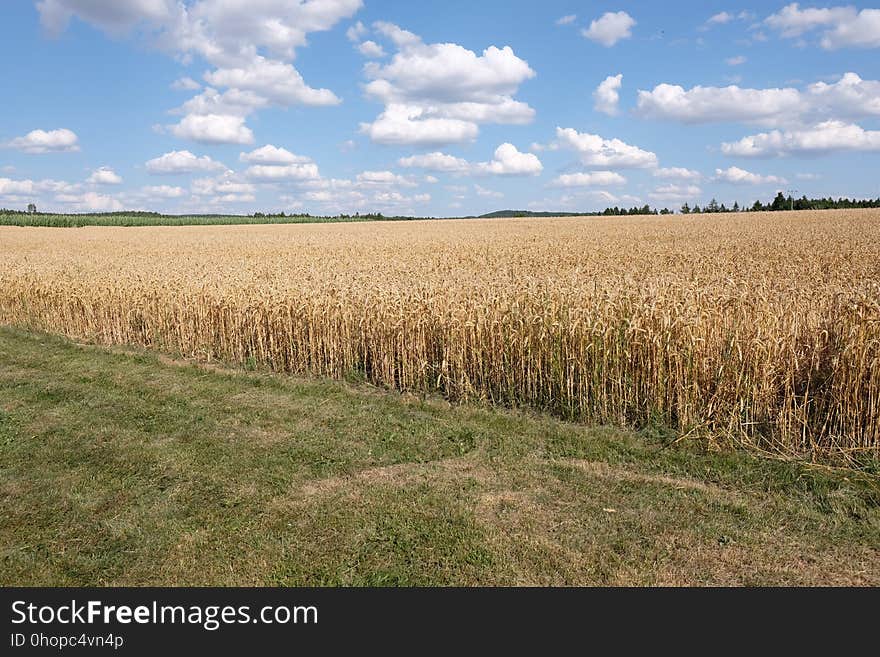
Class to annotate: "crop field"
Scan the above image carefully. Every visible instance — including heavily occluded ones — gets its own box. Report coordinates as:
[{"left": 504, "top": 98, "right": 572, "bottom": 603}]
[{"left": 1, "top": 209, "right": 879, "bottom": 460}]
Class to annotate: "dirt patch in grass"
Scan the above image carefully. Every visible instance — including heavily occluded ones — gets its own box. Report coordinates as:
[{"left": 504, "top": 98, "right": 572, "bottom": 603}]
[
  {"left": 295, "top": 454, "right": 494, "bottom": 500},
  {"left": 562, "top": 458, "right": 739, "bottom": 500}
]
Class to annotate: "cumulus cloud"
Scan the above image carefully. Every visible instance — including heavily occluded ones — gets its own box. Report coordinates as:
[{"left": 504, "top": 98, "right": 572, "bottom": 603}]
[
  {"left": 702, "top": 10, "right": 753, "bottom": 29},
  {"left": 714, "top": 166, "right": 786, "bottom": 185},
  {"left": 357, "top": 40, "right": 385, "bottom": 58},
  {"left": 37, "top": 0, "right": 175, "bottom": 35},
  {"left": 649, "top": 184, "right": 702, "bottom": 202},
  {"left": 244, "top": 162, "right": 320, "bottom": 181},
  {"left": 721, "top": 120, "right": 880, "bottom": 157},
  {"left": 87, "top": 167, "right": 122, "bottom": 185},
  {"left": 553, "top": 127, "right": 658, "bottom": 168},
  {"left": 169, "top": 113, "right": 254, "bottom": 145},
  {"left": 239, "top": 145, "right": 311, "bottom": 165},
  {"left": 398, "top": 144, "right": 541, "bottom": 177},
  {"left": 556, "top": 15, "right": 577, "bottom": 26},
  {"left": 636, "top": 83, "right": 802, "bottom": 124},
  {"left": 145, "top": 150, "right": 226, "bottom": 174},
  {"left": 6, "top": 128, "right": 79, "bottom": 153},
  {"left": 346, "top": 20, "right": 367, "bottom": 42},
  {"left": 581, "top": 11, "right": 636, "bottom": 47},
  {"left": 39, "top": 0, "right": 362, "bottom": 148},
  {"left": 355, "top": 170, "right": 417, "bottom": 187},
  {"left": 0, "top": 177, "right": 67, "bottom": 197},
  {"left": 359, "top": 22, "right": 536, "bottom": 145},
  {"left": 765, "top": 4, "right": 880, "bottom": 49},
  {"left": 141, "top": 184, "right": 186, "bottom": 198},
  {"left": 707, "top": 11, "right": 735, "bottom": 25},
  {"left": 398, "top": 151, "right": 471, "bottom": 173},
  {"left": 171, "top": 76, "right": 201, "bottom": 91},
  {"left": 191, "top": 174, "right": 255, "bottom": 199},
  {"left": 203, "top": 57, "right": 341, "bottom": 108},
  {"left": 55, "top": 191, "right": 124, "bottom": 211},
  {"left": 474, "top": 143, "right": 543, "bottom": 176},
  {"left": 549, "top": 171, "right": 627, "bottom": 187},
  {"left": 474, "top": 184, "right": 503, "bottom": 198},
  {"left": 806, "top": 72, "right": 880, "bottom": 118},
  {"left": 653, "top": 167, "right": 702, "bottom": 180},
  {"left": 594, "top": 74, "right": 623, "bottom": 116},
  {"left": 636, "top": 72, "right": 880, "bottom": 127}
]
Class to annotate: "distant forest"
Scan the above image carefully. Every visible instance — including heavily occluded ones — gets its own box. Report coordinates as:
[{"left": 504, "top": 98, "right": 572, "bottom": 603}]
[
  {"left": 2, "top": 192, "right": 880, "bottom": 227},
  {"left": 486, "top": 193, "right": 880, "bottom": 218}
]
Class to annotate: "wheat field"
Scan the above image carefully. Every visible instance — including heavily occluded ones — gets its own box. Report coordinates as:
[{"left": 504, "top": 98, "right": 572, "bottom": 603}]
[{"left": 1, "top": 210, "right": 878, "bottom": 458}]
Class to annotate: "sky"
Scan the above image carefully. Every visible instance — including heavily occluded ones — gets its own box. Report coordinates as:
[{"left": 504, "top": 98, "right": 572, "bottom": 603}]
[{"left": 1, "top": 1, "right": 879, "bottom": 216}]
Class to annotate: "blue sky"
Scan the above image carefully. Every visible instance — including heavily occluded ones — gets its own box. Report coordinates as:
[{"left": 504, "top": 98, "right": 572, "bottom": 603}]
[{"left": 1, "top": 1, "right": 879, "bottom": 215}]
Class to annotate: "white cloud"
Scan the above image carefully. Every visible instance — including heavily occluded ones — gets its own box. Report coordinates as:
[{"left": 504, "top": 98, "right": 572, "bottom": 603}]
[
  {"left": 549, "top": 171, "right": 627, "bottom": 187},
  {"left": 39, "top": 0, "right": 362, "bottom": 152},
  {"left": 721, "top": 120, "right": 880, "bottom": 157},
  {"left": 424, "top": 175, "right": 439, "bottom": 184},
  {"left": 475, "top": 143, "right": 543, "bottom": 175},
  {"left": 594, "top": 74, "right": 623, "bottom": 116},
  {"left": 372, "top": 21, "right": 421, "bottom": 48},
  {"left": 702, "top": 10, "right": 754, "bottom": 30},
  {"left": 726, "top": 55, "right": 747, "bottom": 66},
  {"left": 145, "top": 150, "right": 226, "bottom": 174},
  {"left": 0, "top": 177, "right": 82, "bottom": 202},
  {"left": 173, "top": 87, "right": 267, "bottom": 118},
  {"left": 707, "top": 11, "right": 734, "bottom": 25},
  {"left": 714, "top": 166, "right": 786, "bottom": 185},
  {"left": 191, "top": 174, "right": 255, "bottom": 197},
  {"left": 55, "top": 191, "right": 124, "bottom": 211},
  {"left": 360, "top": 23, "right": 535, "bottom": 145},
  {"left": 636, "top": 72, "right": 880, "bottom": 126},
  {"left": 581, "top": 11, "right": 636, "bottom": 47},
  {"left": 356, "top": 170, "right": 417, "bottom": 187},
  {"left": 244, "top": 163, "right": 320, "bottom": 181},
  {"left": 87, "top": 167, "right": 122, "bottom": 185},
  {"left": 361, "top": 106, "right": 479, "bottom": 146},
  {"left": 6, "top": 128, "right": 79, "bottom": 153},
  {"left": 346, "top": 20, "right": 367, "bottom": 42},
  {"left": 649, "top": 184, "right": 702, "bottom": 202},
  {"left": 806, "top": 72, "right": 880, "bottom": 118},
  {"left": 239, "top": 145, "right": 311, "bottom": 165},
  {"left": 556, "top": 15, "right": 577, "bottom": 26},
  {"left": 171, "top": 76, "right": 201, "bottom": 91},
  {"left": 554, "top": 127, "right": 658, "bottom": 168},
  {"left": 636, "top": 83, "right": 802, "bottom": 124},
  {"left": 204, "top": 57, "right": 341, "bottom": 107},
  {"left": 169, "top": 113, "right": 254, "bottom": 145},
  {"left": 474, "top": 184, "right": 503, "bottom": 198},
  {"left": 36, "top": 0, "right": 175, "bottom": 35},
  {"left": 357, "top": 40, "right": 385, "bottom": 58},
  {"left": 796, "top": 172, "right": 821, "bottom": 180},
  {"left": 398, "top": 151, "right": 471, "bottom": 173},
  {"left": 765, "top": 4, "right": 880, "bottom": 49},
  {"left": 141, "top": 185, "right": 186, "bottom": 198},
  {"left": 653, "top": 167, "right": 702, "bottom": 181}
]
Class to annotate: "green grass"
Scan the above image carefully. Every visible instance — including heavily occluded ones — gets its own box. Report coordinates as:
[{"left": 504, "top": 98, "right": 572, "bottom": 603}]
[
  {"left": 0, "top": 212, "right": 439, "bottom": 228},
  {"left": 1, "top": 326, "right": 877, "bottom": 586}
]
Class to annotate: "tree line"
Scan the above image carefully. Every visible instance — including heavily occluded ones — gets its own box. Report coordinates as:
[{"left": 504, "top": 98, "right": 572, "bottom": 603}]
[{"left": 681, "top": 192, "right": 880, "bottom": 215}]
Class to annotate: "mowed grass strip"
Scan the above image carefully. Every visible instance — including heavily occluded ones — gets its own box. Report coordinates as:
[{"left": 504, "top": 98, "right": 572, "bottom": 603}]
[{"left": 1, "top": 326, "right": 878, "bottom": 586}]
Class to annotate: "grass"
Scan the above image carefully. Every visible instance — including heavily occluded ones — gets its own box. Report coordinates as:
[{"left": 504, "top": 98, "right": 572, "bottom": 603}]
[
  {"left": 0, "top": 212, "right": 428, "bottom": 228},
  {"left": 1, "top": 326, "right": 878, "bottom": 586}
]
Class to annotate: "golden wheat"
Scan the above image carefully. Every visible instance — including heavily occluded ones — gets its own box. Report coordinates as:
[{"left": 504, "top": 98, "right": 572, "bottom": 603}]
[{"left": 1, "top": 209, "right": 878, "bottom": 458}]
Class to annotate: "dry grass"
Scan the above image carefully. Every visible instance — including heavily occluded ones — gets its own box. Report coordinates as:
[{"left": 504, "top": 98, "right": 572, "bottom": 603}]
[{"left": 1, "top": 209, "right": 879, "bottom": 458}]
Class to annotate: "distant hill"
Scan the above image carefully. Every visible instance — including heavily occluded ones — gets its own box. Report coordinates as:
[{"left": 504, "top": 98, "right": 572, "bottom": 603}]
[{"left": 477, "top": 210, "right": 590, "bottom": 218}]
